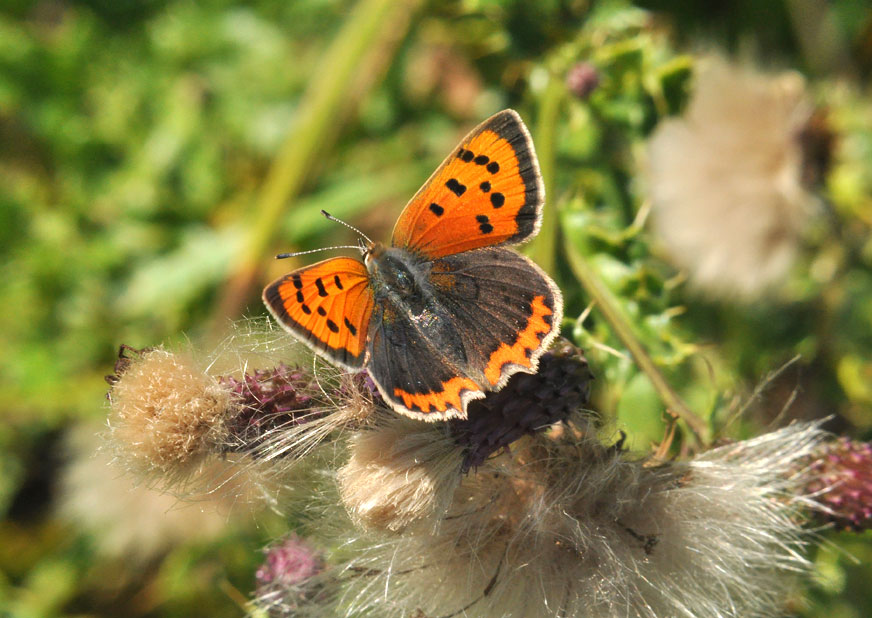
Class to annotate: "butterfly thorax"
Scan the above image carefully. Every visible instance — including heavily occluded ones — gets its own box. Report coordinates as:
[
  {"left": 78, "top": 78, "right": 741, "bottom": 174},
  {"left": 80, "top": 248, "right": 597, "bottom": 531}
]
[
  {"left": 365, "top": 242, "right": 471, "bottom": 374},
  {"left": 364, "top": 243, "right": 431, "bottom": 308}
]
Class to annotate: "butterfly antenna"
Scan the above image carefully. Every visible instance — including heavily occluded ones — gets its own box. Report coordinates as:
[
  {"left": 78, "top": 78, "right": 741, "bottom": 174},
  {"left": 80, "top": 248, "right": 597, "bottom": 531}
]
[
  {"left": 275, "top": 246, "right": 360, "bottom": 260},
  {"left": 320, "top": 210, "right": 373, "bottom": 245}
]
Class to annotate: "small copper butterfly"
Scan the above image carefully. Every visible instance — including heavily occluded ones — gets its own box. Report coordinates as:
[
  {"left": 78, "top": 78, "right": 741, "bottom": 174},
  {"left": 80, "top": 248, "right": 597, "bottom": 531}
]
[{"left": 263, "top": 110, "right": 563, "bottom": 421}]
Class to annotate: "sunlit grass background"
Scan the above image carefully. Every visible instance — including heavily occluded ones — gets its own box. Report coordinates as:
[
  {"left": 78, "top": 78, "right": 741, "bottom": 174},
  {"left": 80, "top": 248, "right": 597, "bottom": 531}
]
[{"left": 1, "top": 0, "right": 871, "bottom": 616}]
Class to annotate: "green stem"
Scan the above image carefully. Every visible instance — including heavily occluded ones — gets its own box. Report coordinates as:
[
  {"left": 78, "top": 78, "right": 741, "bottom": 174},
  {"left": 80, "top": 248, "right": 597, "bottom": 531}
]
[
  {"left": 215, "top": 0, "right": 420, "bottom": 327},
  {"left": 249, "top": 0, "right": 411, "bottom": 259},
  {"left": 563, "top": 237, "right": 709, "bottom": 441},
  {"left": 528, "top": 71, "right": 564, "bottom": 275}
]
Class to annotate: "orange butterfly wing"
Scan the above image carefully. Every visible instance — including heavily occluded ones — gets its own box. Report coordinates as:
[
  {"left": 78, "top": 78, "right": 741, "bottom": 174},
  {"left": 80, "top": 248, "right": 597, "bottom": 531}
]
[
  {"left": 262, "top": 257, "right": 374, "bottom": 369},
  {"left": 391, "top": 109, "right": 543, "bottom": 258}
]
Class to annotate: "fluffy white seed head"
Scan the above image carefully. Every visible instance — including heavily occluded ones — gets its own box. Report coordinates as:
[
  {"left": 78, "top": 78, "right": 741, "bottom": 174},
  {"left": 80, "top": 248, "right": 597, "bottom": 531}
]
[
  {"left": 338, "top": 417, "right": 464, "bottom": 532},
  {"left": 329, "top": 423, "right": 825, "bottom": 618},
  {"left": 646, "top": 56, "right": 816, "bottom": 300}
]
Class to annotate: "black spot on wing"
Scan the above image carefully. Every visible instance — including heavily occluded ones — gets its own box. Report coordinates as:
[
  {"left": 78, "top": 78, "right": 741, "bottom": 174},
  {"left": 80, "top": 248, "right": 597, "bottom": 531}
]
[
  {"left": 429, "top": 202, "right": 444, "bottom": 216},
  {"left": 446, "top": 178, "right": 466, "bottom": 196},
  {"left": 476, "top": 214, "right": 493, "bottom": 234},
  {"left": 315, "top": 278, "right": 328, "bottom": 297},
  {"left": 480, "top": 110, "right": 542, "bottom": 244},
  {"left": 263, "top": 278, "right": 368, "bottom": 369}
]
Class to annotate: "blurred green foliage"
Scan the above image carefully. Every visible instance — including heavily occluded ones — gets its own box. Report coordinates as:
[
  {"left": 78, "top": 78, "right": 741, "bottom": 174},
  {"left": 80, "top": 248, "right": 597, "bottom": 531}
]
[{"left": 1, "top": 0, "right": 871, "bottom": 616}]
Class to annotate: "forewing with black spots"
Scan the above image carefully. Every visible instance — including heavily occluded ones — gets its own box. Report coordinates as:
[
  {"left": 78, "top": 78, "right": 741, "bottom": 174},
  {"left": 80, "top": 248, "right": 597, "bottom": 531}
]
[
  {"left": 391, "top": 109, "right": 544, "bottom": 258},
  {"left": 262, "top": 257, "right": 374, "bottom": 369}
]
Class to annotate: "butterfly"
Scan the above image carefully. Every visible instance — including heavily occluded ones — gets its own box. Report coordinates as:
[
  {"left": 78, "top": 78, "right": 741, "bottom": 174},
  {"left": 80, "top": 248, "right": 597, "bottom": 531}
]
[{"left": 262, "top": 110, "right": 563, "bottom": 421}]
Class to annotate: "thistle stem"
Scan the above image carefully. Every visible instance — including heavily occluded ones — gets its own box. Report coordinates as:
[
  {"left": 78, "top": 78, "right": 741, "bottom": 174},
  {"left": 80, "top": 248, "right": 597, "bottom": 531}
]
[
  {"left": 563, "top": 237, "right": 709, "bottom": 441},
  {"left": 213, "top": 0, "right": 421, "bottom": 332},
  {"left": 528, "top": 70, "right": 565, "bottom": 275}
]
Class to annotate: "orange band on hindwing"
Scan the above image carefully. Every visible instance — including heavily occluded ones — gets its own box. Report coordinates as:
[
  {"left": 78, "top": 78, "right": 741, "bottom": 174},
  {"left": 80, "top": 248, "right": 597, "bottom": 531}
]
[
  {"left": 483, "top": 295, "right": 554, "bottom": 386},
  {"left": 392, "top": 376, "right": 482, "bottom": 415}
]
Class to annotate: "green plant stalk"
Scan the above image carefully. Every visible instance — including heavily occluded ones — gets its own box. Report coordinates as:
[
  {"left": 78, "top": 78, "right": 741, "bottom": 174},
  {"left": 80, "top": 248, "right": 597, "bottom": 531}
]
[
  {"left": 216, "top": 0, "right": 420, "bottom": 326},
  {"left": 528, "top": 71, "right": 565, "bottom": 275},
  {"left": 563, "top": 236, "right": 709, "bottom": 441}
]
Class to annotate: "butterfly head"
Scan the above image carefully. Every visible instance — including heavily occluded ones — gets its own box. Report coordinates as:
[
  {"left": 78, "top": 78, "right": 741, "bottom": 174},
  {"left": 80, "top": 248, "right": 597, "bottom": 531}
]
[{"left": 361, "top": 240, "right": 385, "bottom": 266}]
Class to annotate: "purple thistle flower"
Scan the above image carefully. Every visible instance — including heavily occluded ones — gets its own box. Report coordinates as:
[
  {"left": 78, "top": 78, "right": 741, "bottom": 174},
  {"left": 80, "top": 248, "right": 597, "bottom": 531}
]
[
  {"left": 345, "top": 370, "right": 384, "bottom": 405},
  {"left": 566, "top": 62, "right": 600, "bottom": 100},
  {"left": 255, "top": 534, "right": 326, "bottom": 616},
  {"left": 220, "top": 364, "right": 327, "bottom": 455},
  {"left": 808, "top": 437, "right": 872, "bottom": 531},
  {"left": 256, "top": 533, "right": 324, "bottom": 588}
]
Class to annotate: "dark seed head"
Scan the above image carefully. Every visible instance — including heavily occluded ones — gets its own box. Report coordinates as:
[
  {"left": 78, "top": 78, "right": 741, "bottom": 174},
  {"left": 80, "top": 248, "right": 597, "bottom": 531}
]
[{"left": 449, "top": 339, "right": 594, "bottom": 471}]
